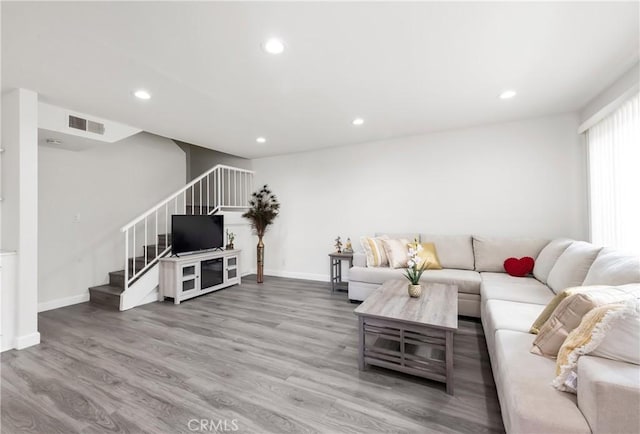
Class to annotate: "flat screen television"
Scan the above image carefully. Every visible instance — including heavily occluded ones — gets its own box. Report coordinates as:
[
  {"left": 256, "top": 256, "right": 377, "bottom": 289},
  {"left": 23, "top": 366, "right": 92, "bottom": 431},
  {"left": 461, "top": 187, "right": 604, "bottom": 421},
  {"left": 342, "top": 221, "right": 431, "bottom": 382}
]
[{"left": 171, "top": 215, "right": 224, "bottom": 255}]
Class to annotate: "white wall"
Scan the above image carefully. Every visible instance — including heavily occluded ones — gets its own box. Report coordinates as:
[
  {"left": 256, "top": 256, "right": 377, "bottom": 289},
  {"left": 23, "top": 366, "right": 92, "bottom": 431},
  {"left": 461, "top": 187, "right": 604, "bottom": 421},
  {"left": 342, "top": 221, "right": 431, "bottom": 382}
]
[
  {"left": 220, "top": 211, "right": 254, "bottom": 279},
  {"left": 1, "top": 89, "right": 40, "bottom": 350},
  {"left": 579, "top": 61, "right": 639, "bottom": 131},
  {"left": 251, "top": 114, "right": 588, "bottom": 281},
  {"left": 1, "top": 252, "right": 17, "bottom": 351},
  {"left": 38, "top": 132, "right": 186, "bottom": 309},
  {"left": 188, "top": 145, "right": 252, "bottom": 179}
]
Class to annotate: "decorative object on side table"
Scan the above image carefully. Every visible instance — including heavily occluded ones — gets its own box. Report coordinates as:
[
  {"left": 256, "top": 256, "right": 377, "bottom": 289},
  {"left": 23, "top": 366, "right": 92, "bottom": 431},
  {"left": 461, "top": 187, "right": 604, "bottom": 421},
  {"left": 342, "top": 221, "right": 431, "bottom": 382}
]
[
  {"left": 343, "top": 237, "right": 353, "bottom": 253},
  {"left": 334, "top": 236, "right": 343, "bottom": 253},
  {"left": 226, "top": 229, "right": 235, "bottom": 250},
  {"left": 404, "top": 240, "right": 428, "bottom": 298},
  {"left": 242, "top": 184, "right": 280, "bottom": 283}
]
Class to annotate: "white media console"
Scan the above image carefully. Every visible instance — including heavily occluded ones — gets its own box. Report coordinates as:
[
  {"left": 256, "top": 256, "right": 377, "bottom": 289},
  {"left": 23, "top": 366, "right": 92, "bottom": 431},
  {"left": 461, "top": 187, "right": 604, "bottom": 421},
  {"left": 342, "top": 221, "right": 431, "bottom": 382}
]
[{"left": 159, "top": 249, "right": 241, "bottom": 304}]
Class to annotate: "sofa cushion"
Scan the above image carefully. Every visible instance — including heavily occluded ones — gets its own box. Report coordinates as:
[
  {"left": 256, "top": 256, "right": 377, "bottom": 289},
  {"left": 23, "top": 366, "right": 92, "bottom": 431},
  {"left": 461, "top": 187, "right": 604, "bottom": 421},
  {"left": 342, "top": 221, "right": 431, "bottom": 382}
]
[
  {"left": 494, "top": 330, "right": 591, "bottom": 434},
  {"left": 473, "top": 236, "right": 549, "bottom": 272},
  {"left": 419, "top": 234, "right": 474, "bottom": 270},
  {"left": 484, "top": 300, "right": 544, "bottom": 361},
  {"left": 486, "top": 300, "right": 544, "bottom": 334},
  {"left": 353, "top": 252, "right": 367, "bottom": 268},
  {"left": 547, "top": 241, "right": 602, "bottom": 293},
  {"left": 348, "top": 266, "right": 405, "bottom": 285},
  {"left": 533, "top": 238, "right": 573, "bottom": 284},
  {"left": 348, "top": 267, "right": 481, "bottom": 295},
  {"left": 582, "top": 247, "right": 640, "bottom": 286},
  {"left": 481, "top": 272, "right": 554, "bottom": 306},
  {"left": 577, "top": 356, "right": 640, "bottom": 434},
  {"left": 418, "top": 269, "right": 481, "bottom": 295}
]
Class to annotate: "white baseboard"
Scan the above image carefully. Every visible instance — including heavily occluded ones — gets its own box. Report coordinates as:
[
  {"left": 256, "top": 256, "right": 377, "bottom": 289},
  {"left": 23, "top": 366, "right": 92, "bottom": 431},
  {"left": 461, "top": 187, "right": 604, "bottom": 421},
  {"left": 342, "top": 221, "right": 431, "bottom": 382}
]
[
  {"left": 14, "top": 331, "right": 41, "bottom": 350},
  {"left": 263, "top": 269, "right": 329, "bottom": 282},
  {"left": 2, "top": 335, "right": 15, "bottom": 352},
  {"left": 38, "top": 293, "right": 90, "bottom": 312}
]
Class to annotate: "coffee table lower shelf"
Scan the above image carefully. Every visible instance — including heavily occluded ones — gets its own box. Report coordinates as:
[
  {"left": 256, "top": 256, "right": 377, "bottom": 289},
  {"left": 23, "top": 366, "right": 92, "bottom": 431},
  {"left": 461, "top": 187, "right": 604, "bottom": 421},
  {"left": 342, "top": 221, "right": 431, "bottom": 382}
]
[{"left": 358, "top": 316, "right": 455, "bottom": 395}]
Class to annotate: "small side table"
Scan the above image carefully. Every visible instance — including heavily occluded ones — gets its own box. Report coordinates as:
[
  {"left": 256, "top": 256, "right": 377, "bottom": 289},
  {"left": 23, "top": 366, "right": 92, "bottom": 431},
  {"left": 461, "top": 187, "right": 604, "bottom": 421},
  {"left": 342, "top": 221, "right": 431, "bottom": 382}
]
[{"left": 329, "top": 252, "right": 353, "bottom": 293}]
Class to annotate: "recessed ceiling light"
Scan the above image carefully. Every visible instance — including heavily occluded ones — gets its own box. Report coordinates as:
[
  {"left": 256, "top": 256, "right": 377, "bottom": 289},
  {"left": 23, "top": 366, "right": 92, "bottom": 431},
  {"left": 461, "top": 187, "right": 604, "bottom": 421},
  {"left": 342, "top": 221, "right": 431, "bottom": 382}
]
[
  {"left": 499, "top": 90, "right": 517, "bottom": 100},
  {"left": 352, "top": 118, "right": 364, "bottom": 126},
  {"left": 263, "top": 38, "right": 285, "bottom": 54},
  {"left": 256, "top": 137, "right": 267, "bottom": 144},
  {"left": 134, "top": 89, "right": 151, "bottom": 100}
]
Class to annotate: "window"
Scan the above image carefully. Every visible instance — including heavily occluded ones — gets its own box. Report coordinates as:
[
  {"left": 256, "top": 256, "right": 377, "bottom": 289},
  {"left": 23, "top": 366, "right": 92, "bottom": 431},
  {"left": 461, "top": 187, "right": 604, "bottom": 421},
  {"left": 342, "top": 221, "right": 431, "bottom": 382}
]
[{"left": 587, "top": 92, "right": 640, "bottom": 254}]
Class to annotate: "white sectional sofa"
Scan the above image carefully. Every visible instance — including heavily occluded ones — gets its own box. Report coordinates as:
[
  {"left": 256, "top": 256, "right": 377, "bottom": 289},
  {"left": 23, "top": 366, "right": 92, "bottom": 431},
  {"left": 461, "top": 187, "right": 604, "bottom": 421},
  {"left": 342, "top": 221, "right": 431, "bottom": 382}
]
[{"left": 349, "top": 234, "right": 640, "bottom": 434}]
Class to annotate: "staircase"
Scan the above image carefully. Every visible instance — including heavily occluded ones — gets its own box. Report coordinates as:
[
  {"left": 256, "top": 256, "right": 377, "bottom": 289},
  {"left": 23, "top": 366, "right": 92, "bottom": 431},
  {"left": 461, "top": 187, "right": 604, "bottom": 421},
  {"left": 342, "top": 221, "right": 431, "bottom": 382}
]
[{"left": 89, "top": 165, "right": 254, "bottom": 310}]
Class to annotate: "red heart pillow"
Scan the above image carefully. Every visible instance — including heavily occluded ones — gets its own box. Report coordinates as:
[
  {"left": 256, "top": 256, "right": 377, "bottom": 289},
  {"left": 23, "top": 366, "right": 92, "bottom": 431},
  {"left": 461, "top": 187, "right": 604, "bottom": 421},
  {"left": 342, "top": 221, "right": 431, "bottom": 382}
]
[{"left": 504, "top": 257, "right": 535, "bottom": 277}]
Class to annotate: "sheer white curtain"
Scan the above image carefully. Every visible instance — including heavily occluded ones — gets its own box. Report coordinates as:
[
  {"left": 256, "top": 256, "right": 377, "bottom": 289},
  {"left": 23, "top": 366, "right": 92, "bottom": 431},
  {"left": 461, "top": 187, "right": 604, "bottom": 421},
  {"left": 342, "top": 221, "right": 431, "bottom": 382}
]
[{"left": 587, "top": 92, "right": 640, "bottom": 254}]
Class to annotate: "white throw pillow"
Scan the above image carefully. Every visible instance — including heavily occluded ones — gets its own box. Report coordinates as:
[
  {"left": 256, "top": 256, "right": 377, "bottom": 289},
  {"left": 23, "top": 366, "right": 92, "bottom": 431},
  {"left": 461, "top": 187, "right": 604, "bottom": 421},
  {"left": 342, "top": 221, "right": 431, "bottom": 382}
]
[
  {"left": 590, "top": 299, "right": 640, "bottom": 364},
  {"left": 553, "top": 298, "right": 640, "bottom": 393},
  {"left": 533, "top": 238, "right": 573, "bottom": 284},
  {"left": 381, "top": 238, "right": 410, "bottom": 269},
  {"left": 546, "top": 241, "right": 602, "bottom": 293},
  {"left": 582, "top": 248, "right": 640, "bottom": 286}
]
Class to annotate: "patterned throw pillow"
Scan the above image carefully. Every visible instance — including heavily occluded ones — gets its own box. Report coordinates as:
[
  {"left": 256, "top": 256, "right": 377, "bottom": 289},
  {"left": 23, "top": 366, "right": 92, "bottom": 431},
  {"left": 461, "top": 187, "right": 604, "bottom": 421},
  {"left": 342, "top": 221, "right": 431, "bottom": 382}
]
[
  {"left": 531, "top": 284, "right": 640, "bottom": 358},
  {"left": 529, "top": 285, "right": 609, "bottom": 334},
  {"left": 553, "top": 299, "right": 639, "bottom": 393},
  {"left": 381, "top": 238, "right": 410, "bottom": 269},
  {"left": 359, "top": 235, "right": 389, "bottom": 267}
]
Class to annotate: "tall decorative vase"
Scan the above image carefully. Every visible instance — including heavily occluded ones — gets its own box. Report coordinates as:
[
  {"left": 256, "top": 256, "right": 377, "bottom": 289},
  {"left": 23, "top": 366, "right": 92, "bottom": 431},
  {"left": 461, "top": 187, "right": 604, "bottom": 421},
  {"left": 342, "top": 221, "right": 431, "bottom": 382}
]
[{"left": 257, "top": 236, "right": 265, "bottom": 283}]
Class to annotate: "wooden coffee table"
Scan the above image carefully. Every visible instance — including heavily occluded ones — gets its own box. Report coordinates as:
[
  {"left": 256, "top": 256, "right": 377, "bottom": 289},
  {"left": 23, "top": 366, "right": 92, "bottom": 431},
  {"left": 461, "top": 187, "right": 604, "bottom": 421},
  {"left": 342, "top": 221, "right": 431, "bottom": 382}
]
[{"left": 354, "top": 280, "right": 458, "bottom": 394}]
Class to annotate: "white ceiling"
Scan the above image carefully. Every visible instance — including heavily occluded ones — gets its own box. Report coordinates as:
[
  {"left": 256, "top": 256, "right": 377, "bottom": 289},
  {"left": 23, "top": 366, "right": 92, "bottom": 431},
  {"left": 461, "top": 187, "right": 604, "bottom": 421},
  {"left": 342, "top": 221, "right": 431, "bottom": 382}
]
[{"left": 3, "top": 2, "right": 638, "bottom": 158}]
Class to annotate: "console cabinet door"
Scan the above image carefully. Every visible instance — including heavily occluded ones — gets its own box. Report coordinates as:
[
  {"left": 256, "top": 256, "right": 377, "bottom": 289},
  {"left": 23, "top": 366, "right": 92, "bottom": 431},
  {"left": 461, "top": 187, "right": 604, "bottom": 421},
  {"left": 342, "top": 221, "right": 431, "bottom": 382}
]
[
  {"left": 180, "top": 262, "right": 200, "bottom": 297},
  {"left": 225, "top": 255, "right": 239, "bottom": 282}
]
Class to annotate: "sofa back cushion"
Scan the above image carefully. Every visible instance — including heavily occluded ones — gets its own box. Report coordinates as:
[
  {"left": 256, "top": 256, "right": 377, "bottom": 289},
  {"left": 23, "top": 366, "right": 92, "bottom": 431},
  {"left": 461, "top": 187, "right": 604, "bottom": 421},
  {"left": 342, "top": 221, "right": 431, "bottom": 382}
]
[
  {"left": 419, "top": 234, "right": 474, "bottom": 270},
  {"left": 533, "top": 238, "right": 573, "bottom": 284},
  {"left": 547, "top": 241, "right": 602, "bottom": 293},
  {"left": 473, "top": 236, "right": 549, "bottom": 272},
  {"left": 582, "top": 248, "right": 640, "bottom": 286}
]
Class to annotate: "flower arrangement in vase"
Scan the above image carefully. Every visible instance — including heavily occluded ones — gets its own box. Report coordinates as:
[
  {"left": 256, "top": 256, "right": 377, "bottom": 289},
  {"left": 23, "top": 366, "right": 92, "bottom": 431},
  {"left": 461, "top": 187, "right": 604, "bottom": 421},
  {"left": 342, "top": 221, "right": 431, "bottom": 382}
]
[
  {"left": 242, "top": 185, "right": 280, "bottom": 283},
  {"left": 404, "top": 241, "right": 427, "bottom": 297}
]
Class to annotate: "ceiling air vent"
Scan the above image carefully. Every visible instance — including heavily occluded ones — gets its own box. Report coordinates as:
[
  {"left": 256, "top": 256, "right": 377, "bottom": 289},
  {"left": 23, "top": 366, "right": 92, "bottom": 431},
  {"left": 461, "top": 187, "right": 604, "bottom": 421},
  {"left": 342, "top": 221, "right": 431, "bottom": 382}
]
[
  {"left": 87, "top": 120, "right": 105, "bottom": 135},
  {"left": 69, "top": 115, "right": 87, "bottom": 131},
  {"left": 68, "top": 115, "right": 105, "bottom": 135}
]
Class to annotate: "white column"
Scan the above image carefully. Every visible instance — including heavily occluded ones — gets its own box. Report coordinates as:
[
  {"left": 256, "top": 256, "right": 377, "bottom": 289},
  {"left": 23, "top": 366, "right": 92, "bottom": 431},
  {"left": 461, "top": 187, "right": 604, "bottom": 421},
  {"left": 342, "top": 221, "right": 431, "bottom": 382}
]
[{"left": 1, "top": 88, "right": 40, "bottom": 350}]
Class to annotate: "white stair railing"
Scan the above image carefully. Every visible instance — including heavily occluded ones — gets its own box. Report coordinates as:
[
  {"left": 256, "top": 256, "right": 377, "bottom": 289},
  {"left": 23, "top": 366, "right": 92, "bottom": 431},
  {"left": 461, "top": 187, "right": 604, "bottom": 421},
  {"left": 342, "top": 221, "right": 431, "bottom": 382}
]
[{"left": 120, "top": 164, "right": 254, "bottom": 290}]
